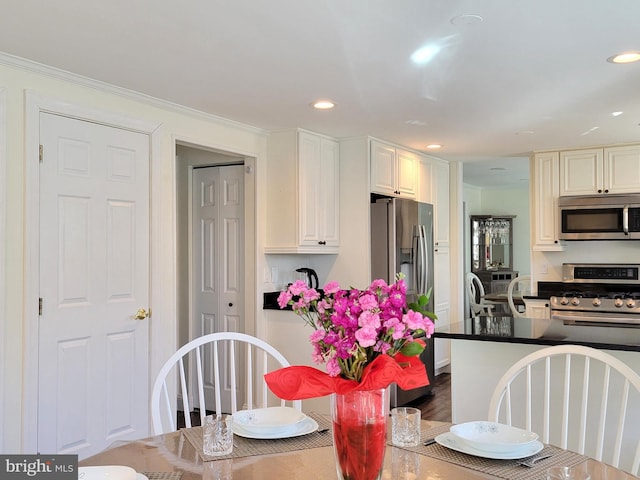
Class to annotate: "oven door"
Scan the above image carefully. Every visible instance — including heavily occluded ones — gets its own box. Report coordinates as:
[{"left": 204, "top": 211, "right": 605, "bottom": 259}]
[{"left": 551, "top": 309, "right": 640, "bottom": 327}]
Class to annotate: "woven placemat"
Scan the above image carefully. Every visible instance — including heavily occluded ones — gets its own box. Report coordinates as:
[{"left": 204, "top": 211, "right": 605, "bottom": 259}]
[
  {"left": 391, "top": 423, "right": 589, "bottom": 480},
  {"left": 142, "top": 473, "right": 183, "bottom": 480},
  {"left": 182, "top": 412, "right": 333, "bottom": 461}
]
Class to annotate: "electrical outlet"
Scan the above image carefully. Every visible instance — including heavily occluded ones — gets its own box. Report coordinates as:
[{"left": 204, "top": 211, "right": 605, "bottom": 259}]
[
  {"left": 263, "top": 267, "right": 271, "bottom": 283},
  {"left": 539, "top": 263, "right": 548, "bottom": 275}
]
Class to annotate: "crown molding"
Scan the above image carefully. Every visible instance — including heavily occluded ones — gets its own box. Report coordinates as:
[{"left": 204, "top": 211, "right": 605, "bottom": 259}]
[{"left": 0, "top": 51, "right": 268, "bottom": 136}]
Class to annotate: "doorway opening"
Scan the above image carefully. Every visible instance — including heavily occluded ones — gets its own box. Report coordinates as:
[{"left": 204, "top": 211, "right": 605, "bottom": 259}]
[{"left": 175, "top": 142, "right": 257, "bottom": 412}]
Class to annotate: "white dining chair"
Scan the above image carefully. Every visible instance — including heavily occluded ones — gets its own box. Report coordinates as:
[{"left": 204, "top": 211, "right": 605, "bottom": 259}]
[
  {"left": 506, "top": 274, "right": 531, "bottom": 318},
  {"left": 488, "top": 344, "right": 640, "bottom": 475},
  {"left": 466, "top": 272, "right": 498, "bottom": 319},
  {"left": 151, "top": 332, "right": 302, "bottom": 435}
]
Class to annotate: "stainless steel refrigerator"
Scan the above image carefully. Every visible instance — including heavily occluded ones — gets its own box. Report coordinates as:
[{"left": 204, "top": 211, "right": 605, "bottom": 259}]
[{"left": 370, "top": 195, "right": 435, "bottom": 407}]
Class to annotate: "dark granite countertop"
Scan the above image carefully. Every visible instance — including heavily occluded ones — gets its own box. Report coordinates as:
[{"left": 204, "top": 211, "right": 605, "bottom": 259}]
[{"left": 434, "top": 316, "right": 640, "bottom": 353}]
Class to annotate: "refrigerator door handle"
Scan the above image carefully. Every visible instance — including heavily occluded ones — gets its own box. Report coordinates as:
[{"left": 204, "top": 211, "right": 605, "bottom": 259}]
[{"left": 420, "top": 225, "right": 428, "bottom": 296}]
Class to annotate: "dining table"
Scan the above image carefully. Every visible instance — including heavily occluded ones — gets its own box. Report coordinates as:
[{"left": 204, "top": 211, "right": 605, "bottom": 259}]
[{"left": 79, "top": 415, "right": 637, "bottom": 480}]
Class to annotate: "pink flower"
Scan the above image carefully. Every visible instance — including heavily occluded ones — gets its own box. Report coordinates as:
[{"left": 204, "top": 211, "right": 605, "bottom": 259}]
[
  {"left": 288, "top": 279, "right": 309, "bottom": 296},
  {"left": 326, "top": 357, "right": 342, "bottom": 377},
  {"left": 323, "top": 281, "right": 341, "bottom": 294},
  {"left": 277, "top": 290, "right": 292, "bottom": 308},
  {"left": 359, "top": 293, "right": 378, "bottom": 311},
  {"left": 277, "top": 274, "right": 436, "bottom": 382},
  {"left": 355, "top": 326, "right": 378, "bottom": 347}
]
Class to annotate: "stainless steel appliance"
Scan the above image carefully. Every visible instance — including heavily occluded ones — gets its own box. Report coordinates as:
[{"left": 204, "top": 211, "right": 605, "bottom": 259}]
[
  {"left": 558, "top": 194, "right": 640, "bottom": 240},
  {"left": 370, "top": 195, "right": 435, "bottom": 406},
  {"left": 549, "top": 263, "right": 640, "bottom": 327}
]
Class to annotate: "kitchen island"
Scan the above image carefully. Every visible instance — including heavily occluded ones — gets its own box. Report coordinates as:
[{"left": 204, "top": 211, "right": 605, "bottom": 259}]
[{"left": 433, "top": 315, "right": 640, "bottom": 423}]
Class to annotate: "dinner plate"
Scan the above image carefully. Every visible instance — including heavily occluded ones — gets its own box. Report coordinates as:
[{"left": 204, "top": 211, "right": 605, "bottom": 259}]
[
  {"left": 233, "top": 415, "right": 318, "bottom": 439},
  {"left": 78, "top": 466, "right": 138, "bottom": 480},
  {"left": 232, "top": 406, "right": 306, "bottom": 435},
  {"left": 449, "top": 421, "right": 539, "bottom": 453},
  {"left": 435, "top": 432, "right": 544, "bottom": 460}
]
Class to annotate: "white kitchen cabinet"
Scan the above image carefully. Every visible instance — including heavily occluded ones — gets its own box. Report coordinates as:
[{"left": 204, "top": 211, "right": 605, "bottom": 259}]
[
  {"left": 432, "top": 158, "right": 450, "bottom": 249},
  {"left": 266, "top": 129, "right": 340, "bottom": 254},
  {"left": 434, "top": 248, "right": 451, "bottom": 373},
  {"left": 417, "top": 156, "right": 433, "bottom": 204},
  {"left": 559, "top": 145, "right": 640, "bottom": 196},
  {"left": 532, "top": 152, "right": 565, "bottom": 251},
  {"left": 370, "top": 139, "right": 417, "bottom": 199}
]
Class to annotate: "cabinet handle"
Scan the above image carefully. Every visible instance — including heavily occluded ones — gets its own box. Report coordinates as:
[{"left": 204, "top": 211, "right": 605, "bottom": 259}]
[
  {"left": 598, "top": 189, "right": 603, "bottom": 193},
  {"left": 604, "top": 189, "right": 609, "bottom": 193},
  {"left": 318, "top": 240, "right": 326, "bottom": 245}
]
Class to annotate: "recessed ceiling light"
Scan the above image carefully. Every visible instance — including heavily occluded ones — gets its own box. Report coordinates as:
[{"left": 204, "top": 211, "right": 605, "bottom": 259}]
[
  {"left": 405, "top": 120, "right": 427, "bottom": 126},
  {"left": 450, "top": 14, "right": 483, "bottom": 26},
  {"left": 311, "top": 100, "right": 335, "bottom": 110},
  {"left": 490, "top": 167, "right": 506, "bottom": 171},
  {"left": 612, "top": 111, "right": 624, "bottom": 117},
  {"left": 426, "top": 144, "right": 442, "bottom": 149},
  {"left": 411, "top": 45, "right": 441, "bottom": 65},
  {"left": 607, "top": 52, "right": 640, "bottom": 64},
  {"left": 515, "top": 130, "right": 535, "bottom": 135}
]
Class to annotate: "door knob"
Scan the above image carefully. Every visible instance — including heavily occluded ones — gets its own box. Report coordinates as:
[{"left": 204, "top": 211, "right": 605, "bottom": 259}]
[{"left": 133, "top": 308, "right": 149, "bottom": 320}]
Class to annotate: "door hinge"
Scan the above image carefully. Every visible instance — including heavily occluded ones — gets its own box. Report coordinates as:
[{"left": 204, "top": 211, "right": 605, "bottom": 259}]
[
  {"left": 39, "top": 297, "right": 43, "bottom": 316},
  {"left": 39, "top": 144, "right": 43, "bottom": 163}
]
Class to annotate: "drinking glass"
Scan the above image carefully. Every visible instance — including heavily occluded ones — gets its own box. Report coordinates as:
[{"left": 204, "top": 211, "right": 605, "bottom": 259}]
[
  {"left": 391, "top": 407, "right": 421, "bottom": 447},
  {"left": 203, "top": 414, "right": 233, "bottom": 456},
  {"left": 546, "top": 466, "right": 591, "bottom": 480}
]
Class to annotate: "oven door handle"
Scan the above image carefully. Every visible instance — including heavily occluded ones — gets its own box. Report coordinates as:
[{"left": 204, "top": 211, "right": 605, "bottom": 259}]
[
  {"left": 623, "top": 204, "right": 629, "bottom": 235},
  {"left": 551, "top": 311, "right": 640, "bottom": 325}
]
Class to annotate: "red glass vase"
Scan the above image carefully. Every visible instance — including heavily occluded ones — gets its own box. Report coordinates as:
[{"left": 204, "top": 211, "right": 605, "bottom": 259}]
[{"left": 330, "top": 387, "right": 389, "bottom": 480}]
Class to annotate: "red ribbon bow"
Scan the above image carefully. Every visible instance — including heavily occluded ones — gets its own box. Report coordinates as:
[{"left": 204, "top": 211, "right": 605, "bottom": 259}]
[{"left": 264, "top": 352, "right": 429, "bottom": 399}]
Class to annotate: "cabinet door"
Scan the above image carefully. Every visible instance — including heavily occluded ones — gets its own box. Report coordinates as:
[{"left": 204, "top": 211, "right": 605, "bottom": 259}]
[
  {"left": 604, "top": 145, "right": 640, "bottom": 194},
  {"left": 298, "top": 132, "right": 323, "bottom": 245},
  {"left": 319, "top": 138, "right": 340, "bottom": 246},
  {"left": 559, "top": 149, "right": 603, "bottom": 196},
  {"left": 432, "top": 159, "right": 450, "bottom": 248},
  {"left": 532, "top": 152, "right": 564, "bottom": 251},
  {"left": 418, "top": 157, "right": 433, "bottom": 204},
  {"left": 370, "top": 140, "right": 396, "bottom": 196},
  {"left": 433, "top": 248, "right": 450, "bottom": 372},
  {"left": 396, "top": 148, "right": 417, "bottom": 199}
]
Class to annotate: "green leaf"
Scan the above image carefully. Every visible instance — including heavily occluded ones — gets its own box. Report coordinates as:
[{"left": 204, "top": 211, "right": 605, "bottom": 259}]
[{"left": 400, "top": 341, "right": 425, "bottom": 357}]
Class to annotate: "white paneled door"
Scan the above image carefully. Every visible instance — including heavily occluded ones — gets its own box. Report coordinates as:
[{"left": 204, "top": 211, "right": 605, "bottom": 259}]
[
  {"left": 192, "top": 166, "right": 244, "bottom": 413},
  {"left": 38, "top": 113, "right": 150, "bottom": 458}
]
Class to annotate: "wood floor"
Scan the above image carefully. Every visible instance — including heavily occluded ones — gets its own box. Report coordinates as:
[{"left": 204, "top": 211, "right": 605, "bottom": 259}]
[
  {"left": 178, "top": 372, "right": 451, "bottom": 428},
  {"left": 412, "top": 372, "right": 452, "bottom": 422}
]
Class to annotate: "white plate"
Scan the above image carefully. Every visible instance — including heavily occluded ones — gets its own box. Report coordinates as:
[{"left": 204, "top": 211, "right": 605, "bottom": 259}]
[
  {"left": 78, "top": 466, "right": 138, "bottom": 480},
  {"left": 435, "top": 432, "right": 544, "bottom": 460},
  {"left": 232, "top": 406, "right": 306, "bottom": 435},
  {"left": 450, "top": 421, "right": 539, "bottom": 453},
  {"left": 233, "top": 415, "right": 318, "bottom": 439},
  {"left": 136, "top": 475, "right": 148, "bottom": 480}
]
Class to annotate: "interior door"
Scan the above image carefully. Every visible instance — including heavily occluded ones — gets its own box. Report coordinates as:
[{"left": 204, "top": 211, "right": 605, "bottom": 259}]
[
  {"left": 192, "top": 165, "right": 244, "bottom": 412},
  {"left": 38, "top": 112, "right": 150, "bottom": 458}
]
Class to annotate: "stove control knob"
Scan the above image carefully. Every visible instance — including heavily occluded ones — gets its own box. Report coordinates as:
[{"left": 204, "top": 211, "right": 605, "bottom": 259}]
[
  {"left": 592, "top": 298, "right": 602, "bottom": 307},
  {"left": 560, "top": 296, "right": 570, "bottom": 305},
  {"left": 571, "top": 297, "right": 580, "bottom": 306},
  {"left": 627, "top": 299, "right": 637, "bottom": 309},
  {"left": 614, "top": 298, "right": 625, "bottom": 308}
]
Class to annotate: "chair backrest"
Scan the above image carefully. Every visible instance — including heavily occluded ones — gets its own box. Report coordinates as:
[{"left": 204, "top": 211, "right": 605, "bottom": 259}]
[
  {"left": 488, "top": 344, "right": 640, "bottom": 475},
  {"left": 151, "top": 332, "right": 302, "bottom": 435},
  {"left": 466, "top": 272, "right": 486, "bottom": 316},
  {"left": 507, "top": 274, "right": 531, "bottom": 318}
]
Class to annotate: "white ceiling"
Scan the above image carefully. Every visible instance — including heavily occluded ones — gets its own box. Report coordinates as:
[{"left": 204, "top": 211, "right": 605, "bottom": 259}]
[{"left": 2, "top": 0, "right": 639, "bottom": 187}]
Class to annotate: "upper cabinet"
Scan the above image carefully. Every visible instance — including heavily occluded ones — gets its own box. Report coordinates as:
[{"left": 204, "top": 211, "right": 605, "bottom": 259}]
[
  {"left": 559, "top": 145, "right": 640, "bottom": 196},
  {"left": 432, "top": 158, "right": 450, "bottom": 249},
  {"left": 370, "top": 139, "right": 417, "bottom": 199},
  {"left": 265, "top": 129, "right": 339, "bottom": 254},
  {"left": 532, "top": 151, "right": 565, "bottom": 251}
]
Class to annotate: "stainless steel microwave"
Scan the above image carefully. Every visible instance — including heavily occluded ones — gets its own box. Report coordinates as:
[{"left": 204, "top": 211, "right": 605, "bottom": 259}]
[{"left": 558, "top": 194, "right": 640, "bottom": 240}]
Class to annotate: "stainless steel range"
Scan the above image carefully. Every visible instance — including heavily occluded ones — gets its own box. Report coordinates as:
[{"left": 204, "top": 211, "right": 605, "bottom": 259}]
[{"left": 550, "top": 263, "right": 640, "bottom": 327}]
